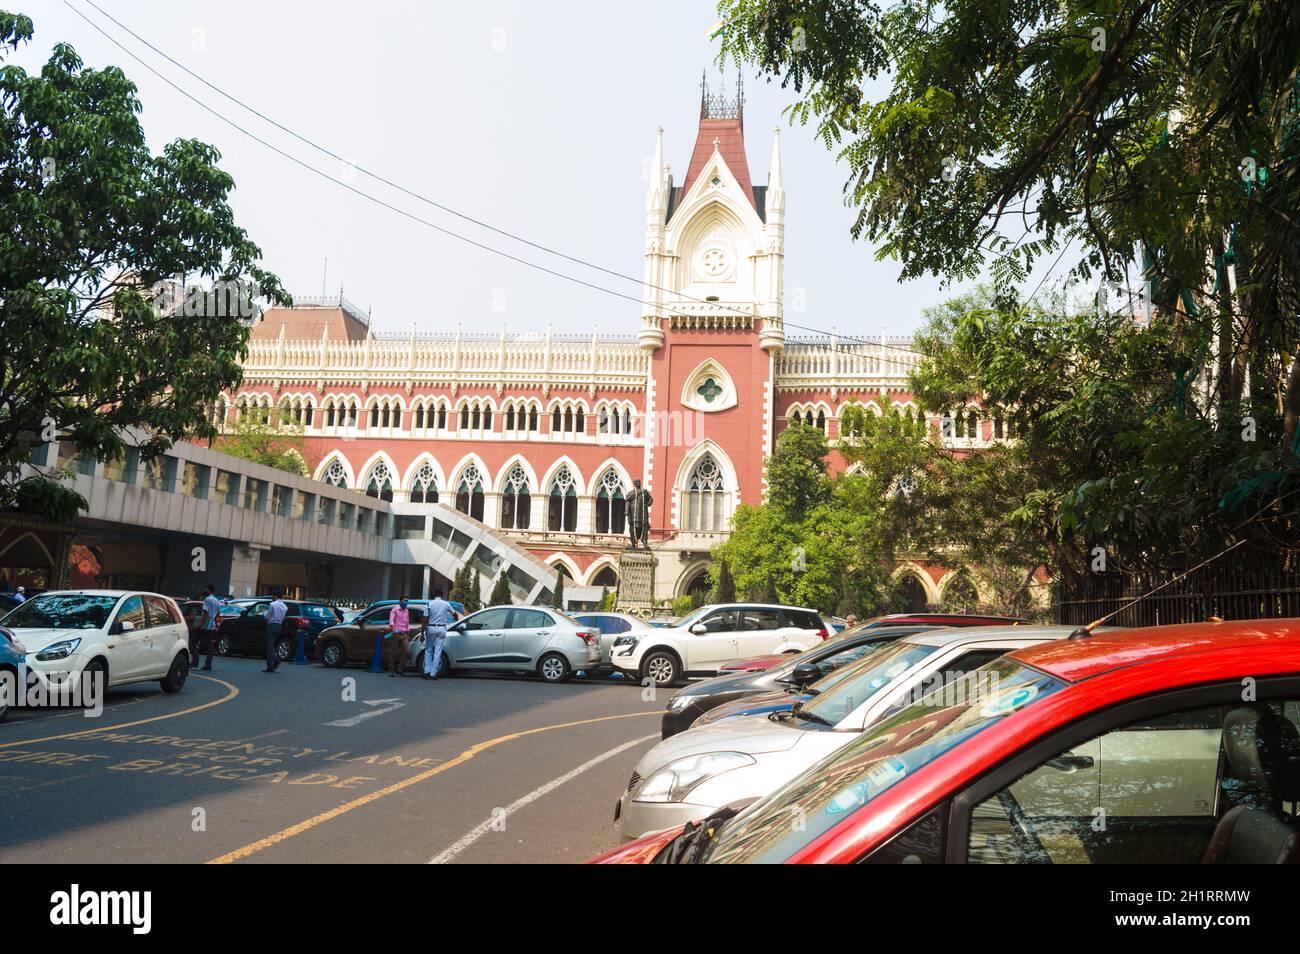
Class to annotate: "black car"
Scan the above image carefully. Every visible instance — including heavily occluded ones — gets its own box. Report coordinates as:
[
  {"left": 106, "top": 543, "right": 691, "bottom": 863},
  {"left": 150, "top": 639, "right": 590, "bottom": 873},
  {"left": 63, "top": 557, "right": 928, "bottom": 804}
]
[
  {"left": 214, "top": 599, "right": 341, "bottom": 661},
  {"left": 659, "top": 624, "right": 939, "bottom": 739}
]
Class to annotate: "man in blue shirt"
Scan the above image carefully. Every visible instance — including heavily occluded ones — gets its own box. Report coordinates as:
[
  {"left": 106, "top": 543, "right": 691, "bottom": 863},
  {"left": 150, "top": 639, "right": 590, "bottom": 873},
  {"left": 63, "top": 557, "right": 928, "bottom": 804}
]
[
  {"left": 423, "top": 587, "right": 454, "bottom": 681},
  {"left": 264, "top": 591, "right": 288, "bottom": 673}
]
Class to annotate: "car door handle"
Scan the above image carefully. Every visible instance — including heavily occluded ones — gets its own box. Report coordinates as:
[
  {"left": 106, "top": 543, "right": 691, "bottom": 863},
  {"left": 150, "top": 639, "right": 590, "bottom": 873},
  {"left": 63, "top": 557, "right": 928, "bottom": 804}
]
[{"left": 1045, "top": 754, "right": 1095, "bottom": 772}]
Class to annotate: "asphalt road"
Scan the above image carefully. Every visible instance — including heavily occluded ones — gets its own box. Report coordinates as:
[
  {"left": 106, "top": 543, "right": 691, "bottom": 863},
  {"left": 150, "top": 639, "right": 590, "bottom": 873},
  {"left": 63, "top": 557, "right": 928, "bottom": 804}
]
[{"left": 0, "top": 656, "right": 666, "bottom": 864}]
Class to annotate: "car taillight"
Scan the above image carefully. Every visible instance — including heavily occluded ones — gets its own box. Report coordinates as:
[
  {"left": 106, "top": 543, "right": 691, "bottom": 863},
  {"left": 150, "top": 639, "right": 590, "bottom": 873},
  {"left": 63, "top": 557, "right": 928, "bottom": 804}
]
[
  {"left": 581, "top": 630, "right": 599, "bottom": 645},
  {"left": 287, "top": 617, "right": 308, "bottom": 628}
]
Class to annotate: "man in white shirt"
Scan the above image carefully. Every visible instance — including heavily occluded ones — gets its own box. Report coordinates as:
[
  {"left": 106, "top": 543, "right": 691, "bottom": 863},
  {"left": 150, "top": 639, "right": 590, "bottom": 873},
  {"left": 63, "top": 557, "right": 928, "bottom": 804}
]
[
  {"left": 196, "top": 584, "right": 221, "bottom": 670},
  {"left": 264, "top": 591, "right": 288, "bottom": 673},
  {"left": 423, "top": 587, "right": 455, "bottom": 681}
]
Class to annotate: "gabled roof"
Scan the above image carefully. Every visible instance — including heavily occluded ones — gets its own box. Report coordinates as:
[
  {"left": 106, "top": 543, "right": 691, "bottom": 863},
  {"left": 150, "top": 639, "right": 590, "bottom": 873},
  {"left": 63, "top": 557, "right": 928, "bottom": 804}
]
[{"left": 677, "top": 116, "right": 755, "bottom": 215}]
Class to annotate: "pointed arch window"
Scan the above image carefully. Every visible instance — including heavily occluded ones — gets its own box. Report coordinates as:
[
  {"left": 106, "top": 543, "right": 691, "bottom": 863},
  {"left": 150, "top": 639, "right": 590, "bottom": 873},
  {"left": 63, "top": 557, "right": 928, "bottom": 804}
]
[
  {"left": 455, "top": 464, "right": 485, "bottom": 520},
  {"left": 547, "top": 466, "right": 578, "bottom": 532},
  {"left": 322, "top": 459, "right": 348, "bottom": 488},
  {"left": 500, "top": 463, "right": 532, "bottom": 530},
  {"left": 683, "top": 454, "right": 728, "bottom": 532},
  {"left": 595, "top": 468, "right": 627, "bottom": 535},
  {"left": 409, "top": 462, "right": 438, "bottom": 504},
  {"left": 364, "top": 461, "right": 394, "bottom": 502}
]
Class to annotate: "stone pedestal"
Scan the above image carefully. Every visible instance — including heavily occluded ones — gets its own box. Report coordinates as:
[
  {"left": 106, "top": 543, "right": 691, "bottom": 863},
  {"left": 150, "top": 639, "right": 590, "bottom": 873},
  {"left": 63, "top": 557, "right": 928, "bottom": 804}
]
[{"left": 617, "top": 549, "right": 657, "bottom": 613}]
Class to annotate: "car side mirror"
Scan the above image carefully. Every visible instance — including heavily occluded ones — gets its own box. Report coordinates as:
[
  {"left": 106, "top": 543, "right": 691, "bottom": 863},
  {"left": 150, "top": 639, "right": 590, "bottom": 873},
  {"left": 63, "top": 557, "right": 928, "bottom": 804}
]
[
  {"left": 788, "top": 662, "right": 820, "bottom": 688},
  {"left": 690, "top": 623, "right": 708, "bottom": 635},
  {"left": 119, "top": 620, "right": 136, "bottom": 633}
]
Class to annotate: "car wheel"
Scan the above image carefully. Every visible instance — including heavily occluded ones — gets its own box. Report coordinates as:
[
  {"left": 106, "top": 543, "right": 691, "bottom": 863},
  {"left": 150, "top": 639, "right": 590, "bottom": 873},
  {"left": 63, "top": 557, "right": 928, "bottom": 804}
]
[
  {"left": 275, "top": 637, "right": 294, "bottom": 662},
  {"left": 82, "top": 657, "right": 109, "bottom": 707},
  {"left": 215, "top": 634, "right": 233, "bottom": 656},
  {"left": 641, "top": 651, "right": 679, "bottom": 687},
  {"left": 321, "top": 639, "right": 345, "bottom": 668},
  {"left": 439, "top": 651, "right": 456, "bottom": 677},
  {"left": 160, "top": 652, "right": 189, "bottom": 693},
  {"left": 537, "top": 652, "right": 572, "bottom": 683}
]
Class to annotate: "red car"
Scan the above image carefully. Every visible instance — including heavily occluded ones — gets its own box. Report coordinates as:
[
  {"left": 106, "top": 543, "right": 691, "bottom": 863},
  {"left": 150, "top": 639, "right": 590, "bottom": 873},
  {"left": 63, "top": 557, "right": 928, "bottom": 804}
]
[
  {"left": 717, "top": 614, "right": 1024, "bottom": 674},
  {"left": 592, "top": 618, "right": 1300, "bottom": 864}
]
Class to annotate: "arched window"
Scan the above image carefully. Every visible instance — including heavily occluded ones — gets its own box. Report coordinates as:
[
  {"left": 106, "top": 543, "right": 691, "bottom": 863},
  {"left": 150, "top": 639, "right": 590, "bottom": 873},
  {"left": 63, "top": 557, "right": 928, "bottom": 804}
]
[
  {"left": 436, "top": 402, "right": 447, "bottom": 430},
  {"left": 500, "top": 464, "right": 531, "bottom": 530},
  {"left": 365, "top": 461, "right": 394, "bottom": 502},
  {"left": 943, "top": 575, "right": 979, "bottom": 613},
  {"left": 815, "top": 408, "right": 827, "bottom": 432},
  {"left": 409, "top": 462, "right": 438, "bottom": 504},
  {"left": 455, "top": 464, "right": 485, "bottom": 520},
  {"left": 595, "top": 468, "right": 626, "bottom": 535},
  {"left": 591, "top": 566, "right": 618, "bottom": 587},
  {"left": 547, "top": 466, "right": 578, "bottom": 532},
  {"left": 322, "top": 459, "right": 348, "bottom": 488},
  {"left": 505, "top": 405, "right": 516, "bottom": 432},
  {"left": 528, "top": 406, "right": 539, "bottom": 431},
  {"left": 460, "top": 405, "right": 470, "bottom": 430},
  {"left": 967, "top": 409, "right": 978, "bottom": 440},
  {"left": 683, "top": 454, "right": 728, "bottom": 532}
]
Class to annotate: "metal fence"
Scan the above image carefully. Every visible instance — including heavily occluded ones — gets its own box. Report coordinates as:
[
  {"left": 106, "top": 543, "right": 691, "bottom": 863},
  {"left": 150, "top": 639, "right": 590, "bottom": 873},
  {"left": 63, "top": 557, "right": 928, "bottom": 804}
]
[{"left": 1052, "top": 554, "right": 1300, "bottom": 628}]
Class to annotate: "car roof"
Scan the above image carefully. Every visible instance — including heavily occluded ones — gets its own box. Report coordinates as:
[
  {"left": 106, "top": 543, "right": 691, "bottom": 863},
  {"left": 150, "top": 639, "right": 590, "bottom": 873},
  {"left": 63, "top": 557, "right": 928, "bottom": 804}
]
[
  {"left": 1011, "top": 617, "right": 1300, "bottom": 683},
  {"left": 864, "top": 613, "right": 1027, "bottom": 626},
  {"left": 904, "top": 624, "right": 1087, "bottom": 648},
  {"left": 27, "top": 589, "right": 147, "bottom": 598}
]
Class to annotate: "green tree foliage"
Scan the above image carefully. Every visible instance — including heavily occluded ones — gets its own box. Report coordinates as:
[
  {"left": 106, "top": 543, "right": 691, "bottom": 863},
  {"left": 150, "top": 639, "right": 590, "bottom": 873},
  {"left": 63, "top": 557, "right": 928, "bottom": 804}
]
[
  {"left": 712, "top": 559, "right": 736, "bottom": 603},
  {"left": 0, "top": 13, "right": 287, "bottom": 519},
  {"left": 215, "top": 409, "right": 308, "bottom": 475},
  {"left": 552, "top": 570, "right": 565, "bottom": 609},
  {"left": 465, "top": 567, "right": 482, "bottom": 613},
  {"left": 488, "top": 571, "right": 512, "bottom": 607},
  {"left": 764, "top": 423, "right": 832, "bottom": 519}
]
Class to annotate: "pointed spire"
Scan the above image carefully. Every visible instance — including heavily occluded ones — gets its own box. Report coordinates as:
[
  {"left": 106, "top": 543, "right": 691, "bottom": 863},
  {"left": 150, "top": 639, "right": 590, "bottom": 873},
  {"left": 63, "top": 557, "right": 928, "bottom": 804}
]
[
  {"left": 646, "top": 126, "right": 667, "bottom": 215},
  {"left": 769, "top": 127, "right": 783, "bottom": 192}
]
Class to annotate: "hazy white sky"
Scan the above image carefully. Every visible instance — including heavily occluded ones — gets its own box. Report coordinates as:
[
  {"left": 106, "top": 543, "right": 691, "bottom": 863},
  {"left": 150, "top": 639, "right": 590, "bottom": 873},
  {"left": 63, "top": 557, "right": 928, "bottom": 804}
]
[{"left": 18, "top": 0, "right": 1003, "bottom": 339}]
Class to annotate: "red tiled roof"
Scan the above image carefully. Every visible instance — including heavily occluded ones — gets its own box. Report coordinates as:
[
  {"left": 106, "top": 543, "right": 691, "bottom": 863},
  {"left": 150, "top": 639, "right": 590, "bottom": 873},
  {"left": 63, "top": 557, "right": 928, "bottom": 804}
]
[
  {"left": 251, "top": 306, "right": 369, "bottom": 341},
  {"left": 678, "top": 117, "right": 754, "bottom": 210}
]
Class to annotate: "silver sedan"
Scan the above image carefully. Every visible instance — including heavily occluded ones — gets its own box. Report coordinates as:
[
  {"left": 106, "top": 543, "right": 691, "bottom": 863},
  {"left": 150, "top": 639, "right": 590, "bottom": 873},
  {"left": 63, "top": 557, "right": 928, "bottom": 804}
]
[{"left": 407, "top": 605, "right": 600, "bottom": 682}]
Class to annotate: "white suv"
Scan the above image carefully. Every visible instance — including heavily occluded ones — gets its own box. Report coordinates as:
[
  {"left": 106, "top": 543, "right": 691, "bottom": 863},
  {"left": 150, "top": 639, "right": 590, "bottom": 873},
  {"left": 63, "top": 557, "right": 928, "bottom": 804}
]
[
  {"left": 609, "top": 603, "right": 830, "bottom": 686},
  {"left": 1, "top": 590, "right": 192, "bottom": 700}
]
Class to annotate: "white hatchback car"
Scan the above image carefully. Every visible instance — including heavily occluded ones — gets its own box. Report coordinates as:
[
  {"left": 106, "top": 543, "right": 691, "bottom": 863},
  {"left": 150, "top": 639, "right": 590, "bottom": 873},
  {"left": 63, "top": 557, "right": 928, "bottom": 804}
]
[
  {"left": 609, "top": 603, "right": 831, "bottom": 686},
  {"left": 615, "top": 625, "right": 1091, "bottom": 840},
  {"left": 570, "top": 612, "right": 656, "bottom": 668},
  {"left": 1, "top": 590, "right": 192, "bottom": 700}
]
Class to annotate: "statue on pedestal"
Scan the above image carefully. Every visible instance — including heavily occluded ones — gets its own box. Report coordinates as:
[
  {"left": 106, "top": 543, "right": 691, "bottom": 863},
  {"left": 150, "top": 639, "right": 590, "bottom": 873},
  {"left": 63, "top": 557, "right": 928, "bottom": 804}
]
[{"left": 626, "top": 479, "right": 652, "bottom": 550}]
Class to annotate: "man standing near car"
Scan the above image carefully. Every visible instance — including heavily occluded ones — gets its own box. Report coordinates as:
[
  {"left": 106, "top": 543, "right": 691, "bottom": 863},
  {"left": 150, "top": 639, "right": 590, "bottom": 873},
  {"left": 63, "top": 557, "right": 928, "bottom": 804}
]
[
  {"left": 387, "top": 596, "right": 413, "bottom": 677},
  {"left": 423, "top": 588, "right": 453, "bottom": 681},
  {"left": 195, "top": 584, "right": 220, "bottom": 671},
  {"left": 264, "top": 591, "right": 288, "bottom": 673}
]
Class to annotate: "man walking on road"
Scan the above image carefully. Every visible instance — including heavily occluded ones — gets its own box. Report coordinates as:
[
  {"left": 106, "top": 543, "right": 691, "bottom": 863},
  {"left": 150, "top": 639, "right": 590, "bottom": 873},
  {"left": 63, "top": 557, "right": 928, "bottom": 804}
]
[
  {"left": 388, "top": 596, "right": 413, "bottom": 677},
  {"left": 423, "top": 587, "right": 454, "bottom": 681},
  {"left": 195, "top": 584, "right": 219, "bottom": 670},
  {"left": 264, "top": 591, "right": 288, "bottom": 673}
]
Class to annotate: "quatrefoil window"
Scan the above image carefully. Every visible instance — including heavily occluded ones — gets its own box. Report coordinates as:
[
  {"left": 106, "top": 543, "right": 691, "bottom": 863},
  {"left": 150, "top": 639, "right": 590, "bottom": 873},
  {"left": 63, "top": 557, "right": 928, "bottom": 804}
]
[
  {"left": 701, "top": 248, "right": 728, "bottom": 276},
  {"left": 696, "top": 378, "right": 723, "bottom": 403}
]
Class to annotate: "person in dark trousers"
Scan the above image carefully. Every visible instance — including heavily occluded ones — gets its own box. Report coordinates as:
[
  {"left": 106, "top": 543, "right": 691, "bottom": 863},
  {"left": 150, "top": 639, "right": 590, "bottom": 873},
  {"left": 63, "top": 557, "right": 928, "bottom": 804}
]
[
  {"left": 264, "top": 590, "right": 288, "bottom": 672},
  {"left": 195, "top": 584, "right": 220, "bottom": 670},
  {"left": 387, "top": 597, "right": 412, "bottom": 677}
]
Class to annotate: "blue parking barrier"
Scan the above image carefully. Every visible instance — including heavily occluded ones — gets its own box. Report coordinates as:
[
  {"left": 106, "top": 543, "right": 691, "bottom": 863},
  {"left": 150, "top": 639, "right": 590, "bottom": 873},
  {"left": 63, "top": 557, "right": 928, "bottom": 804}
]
[
  {"left": 368, "top": 634, "right": 384, "bottom": 673},
  {"left": 292, "top": 631, "right": 308, "bottom": 665}
]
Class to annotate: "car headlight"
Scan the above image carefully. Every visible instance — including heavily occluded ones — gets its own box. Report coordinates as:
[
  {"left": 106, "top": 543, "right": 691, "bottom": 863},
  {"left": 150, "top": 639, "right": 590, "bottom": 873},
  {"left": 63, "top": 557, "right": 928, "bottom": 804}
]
[
  {"left": 666, "top": 695, "right": 696, "bottom": 712},
  {"left": 634, "top": 752, "right": 755, "bottom": 803},
  {"left": 612, "top": 635, "right": 640, "bottom": 647},
  {"left": 35, "top": 638, "right": 81, "bottom": 661}
]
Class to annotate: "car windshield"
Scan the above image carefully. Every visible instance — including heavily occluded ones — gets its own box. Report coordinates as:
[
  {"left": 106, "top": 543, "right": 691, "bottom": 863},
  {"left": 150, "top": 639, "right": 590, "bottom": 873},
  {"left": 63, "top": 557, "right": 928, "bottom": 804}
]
[
  {"left": 672, "top": 606, "right": 717, "bottom": 630},
  {"left": 3, "top": 593, "right": 119, "bottom": 630},
  {"left": 700, "top": 658, "right": 1067, "bottom": 863},
  {"left": 794, "top": 641, "right": 939, "bottom": 726}
]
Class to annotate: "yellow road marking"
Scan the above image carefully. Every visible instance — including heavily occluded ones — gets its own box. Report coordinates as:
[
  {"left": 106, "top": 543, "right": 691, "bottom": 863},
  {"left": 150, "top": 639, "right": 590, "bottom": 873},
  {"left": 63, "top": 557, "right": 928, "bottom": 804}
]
[
  {"left": 0, "top": 674, "right": 239, "bottom": 749},
  {"left": 208, "top": 709, "right": 658, "bottom": 864}
]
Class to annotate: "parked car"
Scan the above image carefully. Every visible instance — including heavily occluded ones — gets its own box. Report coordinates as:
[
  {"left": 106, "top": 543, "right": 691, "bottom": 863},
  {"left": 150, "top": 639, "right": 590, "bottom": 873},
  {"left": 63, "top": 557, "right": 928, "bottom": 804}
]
[
  {"left": 214, "top": 599, "right": 340, "bottom": 660},
  {"left": 2, "top": 590, "right": 191, "bottom": 701},
  {"left": 596, "top": 617, "right": 1300, "bottom": 864},
  {"left": 660, "top": 625, "right": 939, "bottom": 738},
  {"left": 857, "top": 612, "right": 1027, "bottom": 629},
  {"left": 614, "top": 624, "right": 1088, "bottom": 841},
  {"left": 571, "top": 612, "right": 656, "bottom": 668},
  {"left": 609, "top": 603, "right": 833, "bottom": 687},
  {"left": 0, "top": 625, "right": 27, "bottom": 722},
  {"left": 359, "top": 598, "right": 465, "bottom": 618},
  {"left": 314, "top": 602, "right": 429, "bottom": 670},
  {"left": 0, "top": 593, "right": 22, "bottom": 617}
]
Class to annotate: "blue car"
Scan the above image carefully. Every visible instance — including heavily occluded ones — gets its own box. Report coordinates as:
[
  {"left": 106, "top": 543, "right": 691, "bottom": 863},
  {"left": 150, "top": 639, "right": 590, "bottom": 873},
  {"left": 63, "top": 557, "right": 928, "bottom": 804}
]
[{"left": 0, "top": 625, "right": 26, "bottom": 722}]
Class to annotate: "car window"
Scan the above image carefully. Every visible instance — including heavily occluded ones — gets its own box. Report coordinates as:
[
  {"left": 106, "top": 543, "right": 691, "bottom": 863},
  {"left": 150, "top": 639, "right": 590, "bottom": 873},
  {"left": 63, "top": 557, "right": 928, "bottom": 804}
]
[
  {"left": 741, "top": 609, "right": 783, "bottom": 631},
  {"left": 303, "top": 605, "right": 336, "bottom": 621},
  {"left": 609, "top": 617, "right": 631, "bottom": 634},
  {"left": 701, "top": 659, "right": 1066, "bottom": 864},
  {"left": 965, "top": 700, "right": 1266, "bottom": 865},
  {"left": 115, "top": 596, "right": 148, "bottom": 633},
  {"left": 4, "top": 593, "right": 119, "bottom": 630},
  {"left": 786, "top": 611, "right": 822, "bottom": 630},
  {"left": 144, "top": 596, "right": 179, "bottom": 628},
  {"left": 806, "top": 642, "right": 884, "bottom": 678},
  {"left": 464, "top": 608, "right": 511, "bottom": 630},
  {"left": 247, "top": 603, "right": 269, "bottom": 618},
  {"left": 509, "top": 609, "right": 552, "bottom": 629},
  {"left": 797, "top": 641, "right": 938, "bottom": 726},
  {"left": 699, "top": 610, "right": 739, "bottom": 633},
  {"left": 880, "top": 649, "right": 1009, "bottom": 719},
  {"left": 362, "top": 608, "right": 390, "bottom": 625}
]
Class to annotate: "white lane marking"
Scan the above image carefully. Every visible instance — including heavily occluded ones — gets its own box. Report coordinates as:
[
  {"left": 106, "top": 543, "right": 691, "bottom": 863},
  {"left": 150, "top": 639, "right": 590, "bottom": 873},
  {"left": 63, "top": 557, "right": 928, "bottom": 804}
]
[
  {"left": 428, "top": 733, "right": 657, "bottom": 864},
  {"left": 324, "top": 698, "right": 406, "bottom": 727}
]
